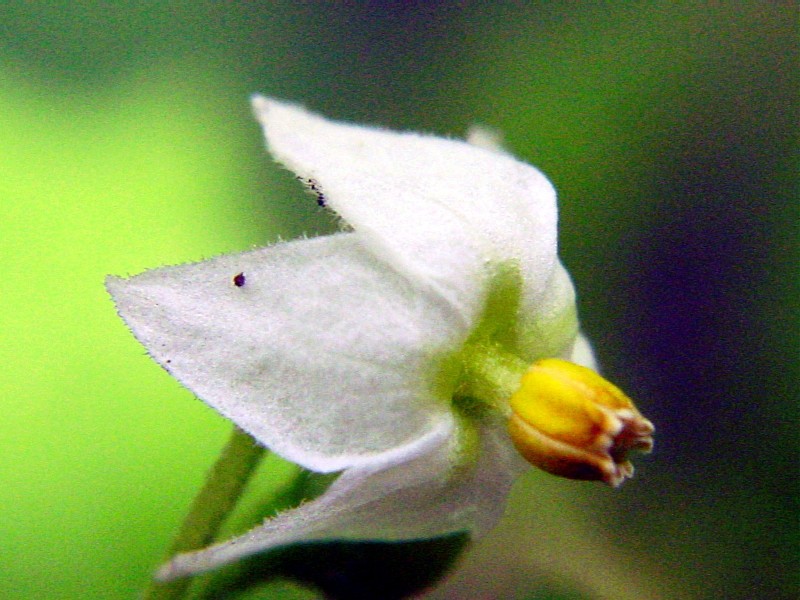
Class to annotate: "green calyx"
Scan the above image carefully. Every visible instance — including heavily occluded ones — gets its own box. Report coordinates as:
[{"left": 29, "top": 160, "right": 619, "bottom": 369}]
[
  {"left": 448, "top": 261, "right": 529, "bottom": 417},
  {"left": 432, "top": 259, "right": 578, "bottom": 419},
  {"left": 455, "top": 341, "right": 528, "bottom": 417}
]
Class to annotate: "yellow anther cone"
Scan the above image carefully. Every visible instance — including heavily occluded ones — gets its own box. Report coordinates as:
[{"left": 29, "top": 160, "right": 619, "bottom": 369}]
[{"left": 508, "top": 358, "right": 654, "bottom": 487}]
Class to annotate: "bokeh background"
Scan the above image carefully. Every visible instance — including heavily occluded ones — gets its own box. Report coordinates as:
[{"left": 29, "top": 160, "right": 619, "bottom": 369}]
[{"left": 1, "top": 2, "right": 796, "bottom": 599}]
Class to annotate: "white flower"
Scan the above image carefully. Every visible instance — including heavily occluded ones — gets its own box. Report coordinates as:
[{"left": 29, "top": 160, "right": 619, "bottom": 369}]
[{"left": 107, "top": 97, "right": 652, "bottom": 581}]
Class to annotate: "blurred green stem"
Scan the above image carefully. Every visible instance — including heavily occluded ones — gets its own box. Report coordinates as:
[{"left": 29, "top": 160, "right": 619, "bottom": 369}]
[{"left": 142, "top": 426, "right": 266, "bottom": 600}]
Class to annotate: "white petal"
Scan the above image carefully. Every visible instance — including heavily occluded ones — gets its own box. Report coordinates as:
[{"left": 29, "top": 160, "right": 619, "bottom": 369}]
[
  {"left": 157, "top": 417, "right": 526, "bottom": 581},
  {"left": 107, "top": 233, "right": 467, "bottom": 472},
  {"left": 253, "top": 96, "right": 567, "bottom": 346},
  {"left": 515, "top": 262, "right": 579, "bottom": 361},
  {"left": 569, "top": 332, "right": 598, "bottom": 370}
]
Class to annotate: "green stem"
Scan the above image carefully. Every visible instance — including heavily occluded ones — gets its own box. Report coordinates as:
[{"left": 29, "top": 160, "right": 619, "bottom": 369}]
[{"left": 142, "top": 426, "right": 266, "bottom": 600}]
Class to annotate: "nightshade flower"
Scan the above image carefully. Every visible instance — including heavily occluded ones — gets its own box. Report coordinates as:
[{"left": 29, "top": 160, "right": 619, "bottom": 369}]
[{"left": 107, "top": 97, "right": 653, "bottom": 581}]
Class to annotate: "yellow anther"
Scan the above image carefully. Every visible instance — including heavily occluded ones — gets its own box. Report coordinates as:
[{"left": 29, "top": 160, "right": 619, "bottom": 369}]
[{"left": 508, "top": 358, "right": 654, "bottom": 487}]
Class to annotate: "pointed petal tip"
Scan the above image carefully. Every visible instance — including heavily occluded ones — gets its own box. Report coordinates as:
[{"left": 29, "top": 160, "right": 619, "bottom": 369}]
[
  {"left": 104, "top": 273, "right": 125, "bottom": 297},
  {"left": 154, "top": 562, "right": 176, "bottom": 582},
  {"left": 105, "top": 272, "right": 145, "bottom": 306},
  {"left": 155, "top": 557, "right": 195, "bottom": 583},
  {"left": 249, "top": 93, "right": 270, "bottom": 116},
  {"left": 250, "top": 94, "right": 305, "bottom": 124}
]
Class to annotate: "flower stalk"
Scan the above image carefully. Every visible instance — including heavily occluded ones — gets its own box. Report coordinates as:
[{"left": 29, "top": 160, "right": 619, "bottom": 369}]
[{"left": 143, "top": 427, "right": 265, "bottom": 600}]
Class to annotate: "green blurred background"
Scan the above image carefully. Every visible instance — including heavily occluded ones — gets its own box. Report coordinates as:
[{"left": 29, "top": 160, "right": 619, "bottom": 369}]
[{"left": 1, "top": 2, "right": 796, "bottom": 599}]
